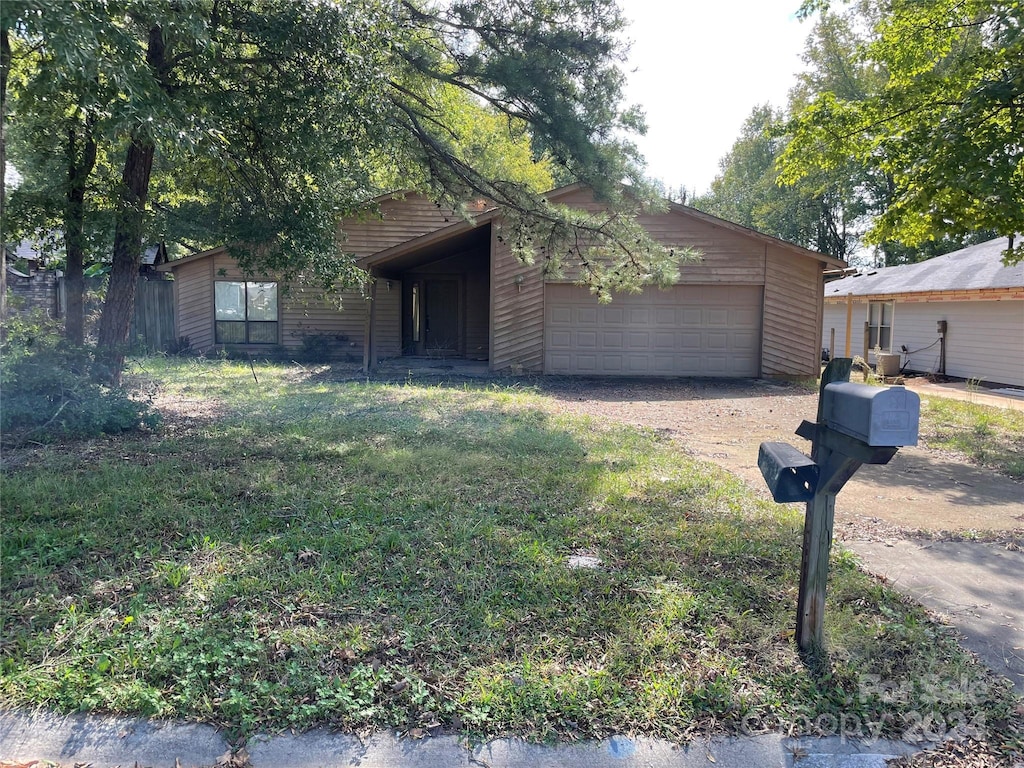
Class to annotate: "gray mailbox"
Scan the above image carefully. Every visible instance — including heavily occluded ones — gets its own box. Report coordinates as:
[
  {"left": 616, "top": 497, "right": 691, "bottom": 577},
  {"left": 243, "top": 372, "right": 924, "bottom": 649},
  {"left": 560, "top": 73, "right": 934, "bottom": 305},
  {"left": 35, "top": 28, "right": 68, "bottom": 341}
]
[
  {"left": 760, "top": 359, "right": 923, "bottom": 654},
  {"left": 821, "top": 382, "right": 920, "bottom": 447}
]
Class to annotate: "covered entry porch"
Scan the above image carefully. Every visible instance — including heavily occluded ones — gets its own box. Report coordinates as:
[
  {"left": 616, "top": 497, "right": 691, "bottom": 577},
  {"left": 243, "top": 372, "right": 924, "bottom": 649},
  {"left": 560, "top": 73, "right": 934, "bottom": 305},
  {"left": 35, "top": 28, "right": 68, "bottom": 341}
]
[{"left": 362, "top": 222, "right": 493, "bottom": 369}]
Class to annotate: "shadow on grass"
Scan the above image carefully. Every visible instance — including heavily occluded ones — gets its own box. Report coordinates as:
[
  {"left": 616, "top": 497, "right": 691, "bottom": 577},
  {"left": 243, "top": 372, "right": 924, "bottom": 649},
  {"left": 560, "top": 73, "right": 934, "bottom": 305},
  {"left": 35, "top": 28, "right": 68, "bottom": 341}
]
[{"left": 2, "top": 370, "right": 1018, "bottom": 744}]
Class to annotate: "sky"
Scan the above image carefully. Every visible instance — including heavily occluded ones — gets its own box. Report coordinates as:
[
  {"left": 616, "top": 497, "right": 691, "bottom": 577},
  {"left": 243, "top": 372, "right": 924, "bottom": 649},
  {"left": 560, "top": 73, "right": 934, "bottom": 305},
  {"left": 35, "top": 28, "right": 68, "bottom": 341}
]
[{"left": 619, "top": 0, "right": 813, "bottom": 196}]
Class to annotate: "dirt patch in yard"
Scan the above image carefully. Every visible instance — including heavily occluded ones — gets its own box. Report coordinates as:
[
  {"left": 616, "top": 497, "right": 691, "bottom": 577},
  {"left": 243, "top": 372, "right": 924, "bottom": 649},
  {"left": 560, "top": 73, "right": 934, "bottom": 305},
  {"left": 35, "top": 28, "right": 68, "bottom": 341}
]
[{"left": 534, "top": 377, "right": 1024, "bottom": 540}]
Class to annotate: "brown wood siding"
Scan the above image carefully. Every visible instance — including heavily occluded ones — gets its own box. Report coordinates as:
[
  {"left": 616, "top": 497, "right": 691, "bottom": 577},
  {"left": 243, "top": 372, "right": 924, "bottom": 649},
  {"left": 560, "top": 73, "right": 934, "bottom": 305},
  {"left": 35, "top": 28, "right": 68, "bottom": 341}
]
[
  {"left": 174, "top": 257, "right": 214, "bottom": 350},
  {"left": 211, "top": 253, "right": 253, "bottom": 280},
  {"left": 465, "top": 268, "right": 489, "bottom": 360},
  {"left": 491, "top": 226, "right": 544, "bottom": 371},
  {"left": 373, "top": 279, "right": 402, "bottom": 358},
  {"left": 280, "top": 283, "right": 367, "bottom": 355},
  {"left": 638, "top": 213, "right": 766, "bottom": 285},
  {"left": 547, "top": 189, "right": 767, "bottom": 286},
  {"left": 761, "top": 244, "right": 823, "bottom": 376},
  {"left": 341, "top": 195, "right": 463, "bottom": 260}
]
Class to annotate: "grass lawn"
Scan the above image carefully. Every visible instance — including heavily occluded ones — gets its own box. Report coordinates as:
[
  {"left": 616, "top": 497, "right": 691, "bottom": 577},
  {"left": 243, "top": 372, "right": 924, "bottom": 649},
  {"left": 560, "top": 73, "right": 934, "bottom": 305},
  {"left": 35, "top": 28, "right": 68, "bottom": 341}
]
[
  {"left": 919, "top": 396, "right": 1024, "bottom": 479},
  {"left": 1, "top": 359, "right": 1021, "bottom": 752}
]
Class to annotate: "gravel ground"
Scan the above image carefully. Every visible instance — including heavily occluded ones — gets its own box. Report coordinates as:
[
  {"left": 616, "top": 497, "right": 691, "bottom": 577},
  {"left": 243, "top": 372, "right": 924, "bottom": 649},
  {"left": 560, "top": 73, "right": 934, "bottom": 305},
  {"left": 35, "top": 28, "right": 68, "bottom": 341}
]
[{"left": 529, "top": 376, "right": 1024, "bottom": 541}]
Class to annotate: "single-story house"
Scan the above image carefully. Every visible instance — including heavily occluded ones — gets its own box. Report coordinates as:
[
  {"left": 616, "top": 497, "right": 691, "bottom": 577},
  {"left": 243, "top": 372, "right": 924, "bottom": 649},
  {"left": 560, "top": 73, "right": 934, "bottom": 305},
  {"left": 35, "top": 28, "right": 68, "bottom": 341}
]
[
  {"left": 822, "top": 236, "right": 1024, "bottom": 387},
  {"left": 161, "top": 185, "right": 844, "bottom": 377}
]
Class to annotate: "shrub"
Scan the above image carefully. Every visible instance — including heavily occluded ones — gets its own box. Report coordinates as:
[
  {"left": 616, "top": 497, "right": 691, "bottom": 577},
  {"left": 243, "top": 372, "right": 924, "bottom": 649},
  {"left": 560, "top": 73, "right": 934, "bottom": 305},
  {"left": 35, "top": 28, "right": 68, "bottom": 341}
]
[
  {"left": 296, "top": 333, "right": 348, "bottom": 363},
  {"left": 164, "top": 335, "right": 194, "bottom": 356},
  {"left": 0, "top": 314, "right": 161, "bottom": 444}
]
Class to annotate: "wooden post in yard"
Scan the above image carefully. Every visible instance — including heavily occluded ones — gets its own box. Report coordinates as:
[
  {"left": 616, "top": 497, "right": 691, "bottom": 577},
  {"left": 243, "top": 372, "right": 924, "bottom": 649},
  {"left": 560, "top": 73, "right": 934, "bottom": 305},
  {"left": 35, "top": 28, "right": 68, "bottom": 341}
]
[{"left": 796, "top": 358, "right": 852, "bottom": 653}]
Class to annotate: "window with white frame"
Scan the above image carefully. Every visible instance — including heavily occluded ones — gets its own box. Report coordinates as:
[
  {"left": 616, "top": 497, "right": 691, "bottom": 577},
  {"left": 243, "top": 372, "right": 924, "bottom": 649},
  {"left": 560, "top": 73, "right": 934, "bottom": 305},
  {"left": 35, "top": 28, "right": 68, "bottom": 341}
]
[
  {"left": 215, "top": 281, "right": 279, "bottom": 344},
  {"left": 868, "top": 301, "right": 893, "bottom": 351}
]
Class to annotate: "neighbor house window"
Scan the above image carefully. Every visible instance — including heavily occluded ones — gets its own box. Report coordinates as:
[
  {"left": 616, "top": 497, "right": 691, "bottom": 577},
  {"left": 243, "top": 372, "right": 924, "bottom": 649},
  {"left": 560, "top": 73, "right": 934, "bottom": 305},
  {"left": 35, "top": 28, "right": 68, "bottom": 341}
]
[
  {"left": 215, "top": 281, "right": 278, "bottom": 344},
  {"left": 868, "top": 301, "right": 893, "bottom": 351}
]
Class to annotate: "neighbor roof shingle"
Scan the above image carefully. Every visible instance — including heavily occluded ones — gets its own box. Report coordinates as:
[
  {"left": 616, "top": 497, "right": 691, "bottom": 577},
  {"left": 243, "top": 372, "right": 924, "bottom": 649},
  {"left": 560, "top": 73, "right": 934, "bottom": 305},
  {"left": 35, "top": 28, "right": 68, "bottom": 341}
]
[{"left": 826, "top": 236, "right": 1024, "bottom": 297}]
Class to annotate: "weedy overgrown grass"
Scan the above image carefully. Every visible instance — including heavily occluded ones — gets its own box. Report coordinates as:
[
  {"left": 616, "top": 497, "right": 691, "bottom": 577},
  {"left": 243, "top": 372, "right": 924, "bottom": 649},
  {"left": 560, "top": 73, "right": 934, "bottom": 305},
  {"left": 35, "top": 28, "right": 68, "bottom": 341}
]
[
  {"left": 1, "top": 358, "right": 1021, "bottom": 753},
  {"left": 919, "top": 397, "right": 1024, "bottom": 479}
]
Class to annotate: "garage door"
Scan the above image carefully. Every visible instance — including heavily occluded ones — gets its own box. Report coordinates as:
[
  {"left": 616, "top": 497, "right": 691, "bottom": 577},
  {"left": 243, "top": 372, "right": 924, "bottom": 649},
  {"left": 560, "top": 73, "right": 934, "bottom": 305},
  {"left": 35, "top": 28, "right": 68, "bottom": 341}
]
[{"left": 544, "top": 284, "right": 763, "bottom": 376}]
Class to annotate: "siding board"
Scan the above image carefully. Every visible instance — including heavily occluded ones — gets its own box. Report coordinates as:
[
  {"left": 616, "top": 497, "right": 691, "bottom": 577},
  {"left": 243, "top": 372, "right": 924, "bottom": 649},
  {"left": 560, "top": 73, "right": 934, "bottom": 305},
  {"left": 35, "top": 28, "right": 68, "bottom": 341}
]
[
  {"left": 342, "top": 195, "right": 466, "bottom": 260},
  {"left": 762, "top": 245, "right": 822, "bottom": 376},
  {"left": 492, "top": 226, "right": 544, "bottom": 371},
  {"left": 174, "top": 258, "right": 214, "bottom": 350},
  {"left": 823, "top": 298, "right": 1024, "bottom": 386}
]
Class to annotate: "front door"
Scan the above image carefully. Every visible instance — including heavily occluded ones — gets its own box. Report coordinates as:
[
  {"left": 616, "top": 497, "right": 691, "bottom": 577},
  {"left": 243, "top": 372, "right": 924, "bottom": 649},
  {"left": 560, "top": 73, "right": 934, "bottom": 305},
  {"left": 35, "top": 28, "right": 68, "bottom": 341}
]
[{"left": 422, "top": 279, "right": 460, "bottom": 355}]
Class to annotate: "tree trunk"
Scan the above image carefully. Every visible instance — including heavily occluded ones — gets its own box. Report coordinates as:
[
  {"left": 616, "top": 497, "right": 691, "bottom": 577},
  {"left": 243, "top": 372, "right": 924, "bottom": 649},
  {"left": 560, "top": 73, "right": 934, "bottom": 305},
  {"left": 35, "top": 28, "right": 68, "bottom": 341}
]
[
  {"left": 1, "top": 25, "right": 11, "bottom": 324},
  {"left": 96, "top": 24, "right": 166, "bottom": 383},
  {"left": 65, "top": 120, "right": 98, "bottom": 346},
  {"left": 95, "top": 136, "right": 155, "bottom": 382}
]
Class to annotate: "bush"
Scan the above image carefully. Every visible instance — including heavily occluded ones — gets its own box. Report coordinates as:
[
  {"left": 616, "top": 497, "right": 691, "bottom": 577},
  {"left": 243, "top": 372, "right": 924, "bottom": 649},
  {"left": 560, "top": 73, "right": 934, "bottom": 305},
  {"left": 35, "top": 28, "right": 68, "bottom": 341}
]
[
  {"left": 164, "top": 335, "right": 194, "bottom": 356},
  {"left": 296, "top": 333, "right": 348, "bottom": 363},
  {"left": 1, "top": 314, "right": 161, "bottom": 444}
]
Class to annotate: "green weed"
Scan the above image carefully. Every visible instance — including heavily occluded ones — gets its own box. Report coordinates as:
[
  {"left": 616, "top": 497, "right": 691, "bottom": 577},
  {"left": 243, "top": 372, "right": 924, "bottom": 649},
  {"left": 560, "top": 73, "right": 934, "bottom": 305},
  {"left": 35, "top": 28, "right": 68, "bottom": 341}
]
[
  {"left": 1, "top": 359, "right": 1020, "bottom": 750},
  {"left": 920, "top": 397, "right": 1024, "bottom": 479}
]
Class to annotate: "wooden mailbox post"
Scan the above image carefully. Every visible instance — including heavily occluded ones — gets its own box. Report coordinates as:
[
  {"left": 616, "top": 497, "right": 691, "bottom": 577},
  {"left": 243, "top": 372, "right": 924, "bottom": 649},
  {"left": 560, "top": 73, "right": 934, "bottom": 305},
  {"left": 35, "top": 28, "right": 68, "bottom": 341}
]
[{"left": 757, "top": 359, "right": 921, "bottom": 653}]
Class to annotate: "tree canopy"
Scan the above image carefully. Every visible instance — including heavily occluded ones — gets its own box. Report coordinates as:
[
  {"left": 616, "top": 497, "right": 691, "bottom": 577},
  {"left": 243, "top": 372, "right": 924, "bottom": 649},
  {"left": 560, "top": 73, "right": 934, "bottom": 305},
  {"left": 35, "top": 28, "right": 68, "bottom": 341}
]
[
  {"left": 780, "top": 0, "right": 1023, "bottom": 263},
  {"left": 2, "top": 0, "right": 683, "bottom": 371},
  {"left": 691, "top": 104, "right": 863, "bottom": 262}
]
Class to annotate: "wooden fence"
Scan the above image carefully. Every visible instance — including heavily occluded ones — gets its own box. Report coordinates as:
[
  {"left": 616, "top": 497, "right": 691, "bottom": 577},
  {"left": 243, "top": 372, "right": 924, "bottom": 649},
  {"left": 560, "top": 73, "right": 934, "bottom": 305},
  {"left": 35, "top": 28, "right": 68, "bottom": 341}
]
[
  {"left": 55, "top": 277, "right": 176, "bottom": 352},
  {"left": 130, "top": 279, "right": 176, "bottom": 352}
]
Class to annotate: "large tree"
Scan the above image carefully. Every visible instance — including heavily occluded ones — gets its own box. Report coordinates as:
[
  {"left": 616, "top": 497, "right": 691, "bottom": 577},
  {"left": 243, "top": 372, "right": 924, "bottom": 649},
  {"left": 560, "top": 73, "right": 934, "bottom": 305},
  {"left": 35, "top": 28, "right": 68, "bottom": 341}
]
[
  {"left": 3, "top": 0, "right": 174, "bottom": 343},
  {"left": 5, "top": 0, "right": 681, "bottom": 381},
  {"left": 692, "top": 9, "right": 883, "bottom": 263},
  {"left": 781, "top": 0, "right": 1024, "bottom": 263},
  {"left": 692, "top": 104, "right": 862, "bottom": 262}
]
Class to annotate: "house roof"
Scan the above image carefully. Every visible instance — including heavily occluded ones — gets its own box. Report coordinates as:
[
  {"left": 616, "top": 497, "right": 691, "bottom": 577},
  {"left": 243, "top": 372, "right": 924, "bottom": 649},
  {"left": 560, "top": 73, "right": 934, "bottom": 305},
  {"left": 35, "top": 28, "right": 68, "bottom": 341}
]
[
  {"left": 158, "top": 244, "right": 227, "bottom": 271},
  {"left": 161, "top": 185, "right": 846, "bottom": 273},
  {"left": 142, "top": 244, "right": 167, "bottom": 267},
  {"left": 825, "top": 236, "right": 1024, "bottom": 299},
  {"left": 4, "top": 237, "right": 59, "bottom": 262}
]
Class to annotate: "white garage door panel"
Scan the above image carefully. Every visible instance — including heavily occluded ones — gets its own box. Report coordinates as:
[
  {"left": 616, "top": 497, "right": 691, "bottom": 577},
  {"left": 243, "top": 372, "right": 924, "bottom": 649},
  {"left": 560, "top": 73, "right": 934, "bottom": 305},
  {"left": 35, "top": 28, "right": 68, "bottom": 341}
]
[{"left": 545, "top": 284, "right": 763, "bottom": 376}]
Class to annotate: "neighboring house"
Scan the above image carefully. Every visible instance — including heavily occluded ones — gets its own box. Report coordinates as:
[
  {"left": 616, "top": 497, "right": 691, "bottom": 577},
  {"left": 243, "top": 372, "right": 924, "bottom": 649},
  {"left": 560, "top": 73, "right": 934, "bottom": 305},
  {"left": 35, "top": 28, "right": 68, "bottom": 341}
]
[
  {"left": 140, "top": 243, "right": 169, "bottom": 277},
  {"left": 161, "top": 185, "right": 844, "bottom": 377},
  {"left": 822, "top": 236, "right": 1024, "bottom": 387},
  {"left": 5, "top": 238, "right": 62, "bottom": 316}
]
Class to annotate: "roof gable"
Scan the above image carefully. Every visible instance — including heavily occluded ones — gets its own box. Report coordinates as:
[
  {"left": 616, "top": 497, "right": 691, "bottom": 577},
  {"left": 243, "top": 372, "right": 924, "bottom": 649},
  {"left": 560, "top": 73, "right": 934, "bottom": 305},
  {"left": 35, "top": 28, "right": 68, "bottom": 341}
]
[{"left": 544, "top": 185, "right": 845, "bottom": 268}]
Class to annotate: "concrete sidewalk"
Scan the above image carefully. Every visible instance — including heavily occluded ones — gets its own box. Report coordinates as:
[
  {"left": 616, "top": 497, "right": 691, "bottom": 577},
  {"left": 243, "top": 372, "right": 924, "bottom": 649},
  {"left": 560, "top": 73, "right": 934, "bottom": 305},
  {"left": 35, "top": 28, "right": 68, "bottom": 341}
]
[
  {"left": 901, "top": 377, "right": 1024, "bottom": 411},
  {"left": 0, "top": 710, "right": 926, "bottom": 768},
  {"left": 850, "top": 539, "right": 1024, "bottom": 694}
]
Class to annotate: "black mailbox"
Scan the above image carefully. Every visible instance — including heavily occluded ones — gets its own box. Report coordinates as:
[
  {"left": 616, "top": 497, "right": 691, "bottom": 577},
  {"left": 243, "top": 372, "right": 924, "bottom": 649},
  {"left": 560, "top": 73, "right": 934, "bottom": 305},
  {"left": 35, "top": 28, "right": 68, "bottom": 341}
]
[{"left": 758, "top": 442, "right": 819, "bottom": 503}]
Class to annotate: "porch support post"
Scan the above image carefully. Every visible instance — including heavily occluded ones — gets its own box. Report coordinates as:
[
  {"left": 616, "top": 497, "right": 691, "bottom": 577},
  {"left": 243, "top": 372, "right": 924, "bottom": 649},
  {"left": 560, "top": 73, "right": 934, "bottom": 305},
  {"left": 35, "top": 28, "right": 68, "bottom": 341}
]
[
  {"left": 363, "top": 274, "right": 378, "bottom": 373},
  {"left": 844, "top": 293, "right": 852, "bottom": 357}
]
